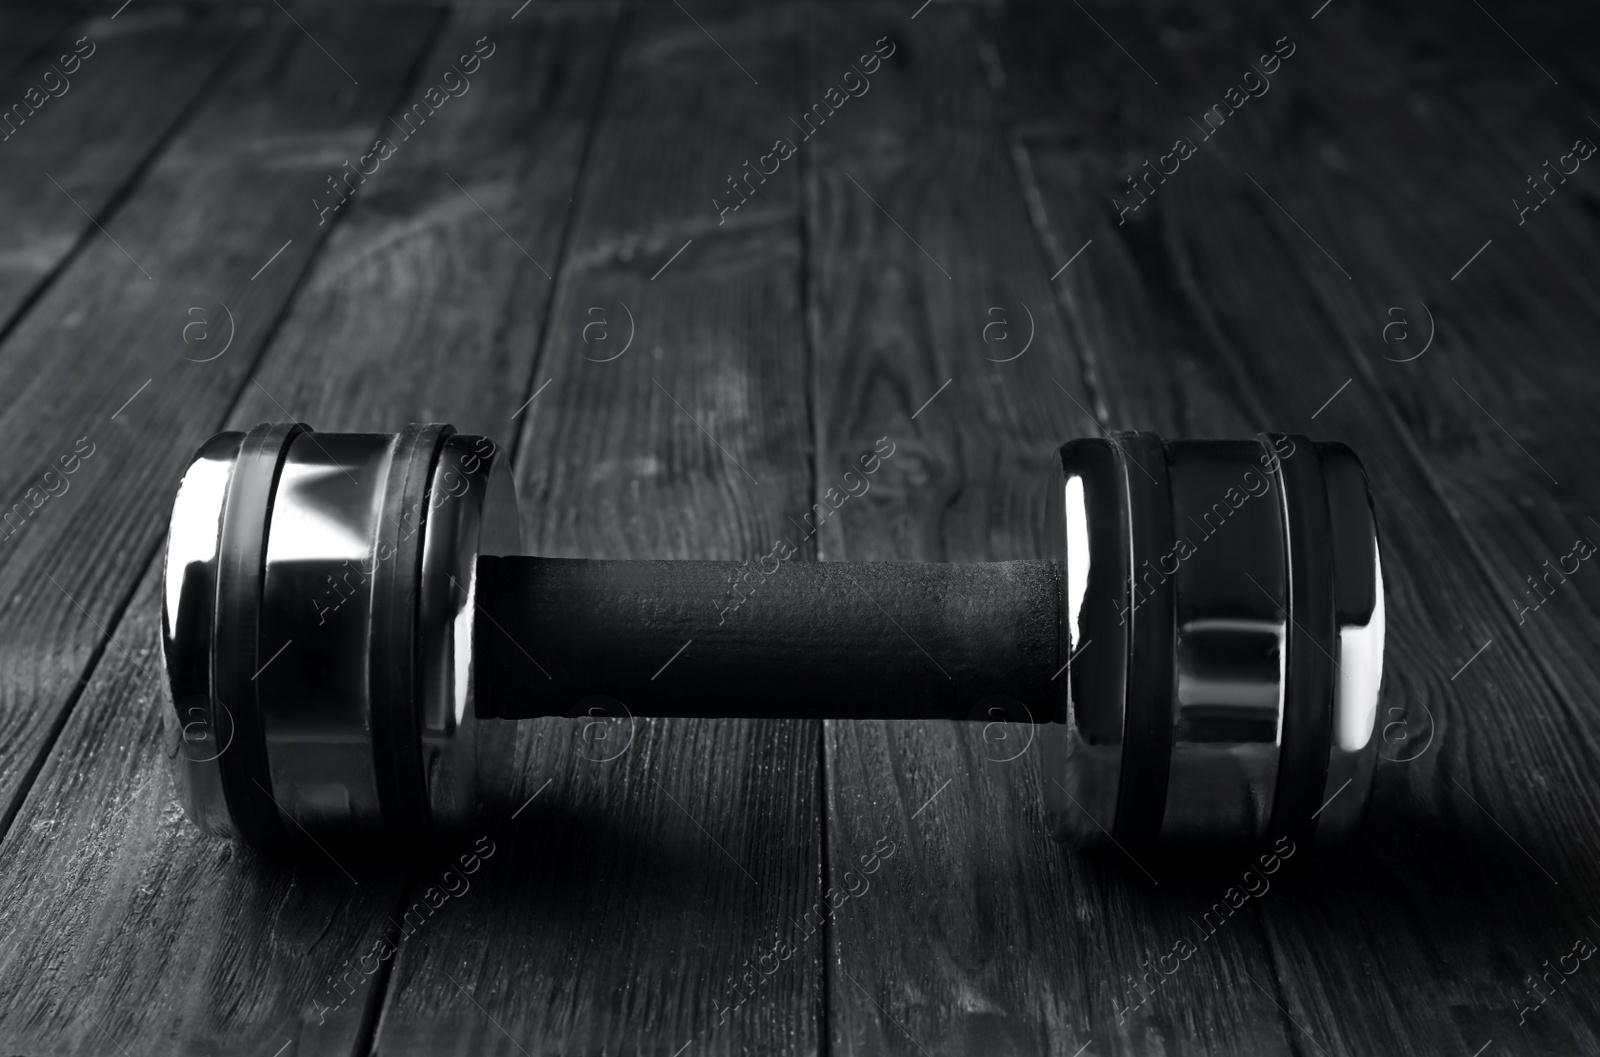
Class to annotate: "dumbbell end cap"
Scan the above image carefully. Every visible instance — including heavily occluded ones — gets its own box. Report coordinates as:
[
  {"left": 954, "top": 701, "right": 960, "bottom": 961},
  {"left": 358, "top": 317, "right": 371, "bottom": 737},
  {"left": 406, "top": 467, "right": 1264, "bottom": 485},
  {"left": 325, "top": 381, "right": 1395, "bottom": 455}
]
[
  {"left": 1042, "top": 434, "right": 1385, "bottom": 852},
  {"left": 161, "top": 424, "right": 520, "bottom": 848}
]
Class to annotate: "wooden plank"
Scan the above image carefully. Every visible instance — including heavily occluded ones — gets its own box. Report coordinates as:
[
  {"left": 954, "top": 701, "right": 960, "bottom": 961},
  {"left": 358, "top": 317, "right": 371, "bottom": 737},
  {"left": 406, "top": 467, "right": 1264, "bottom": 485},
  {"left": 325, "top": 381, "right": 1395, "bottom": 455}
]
[
  {"left": 0, "top": 6, "right": 243, "bottom": 333},
  {"left": 0, "top": 9, "right": 449, "bottom": 1055},
  {"left": 0, "top": 572, "right": 410, "bottom": 1057},
  {"left": 366, "top": 4, "right": 824, "bottom": 1055},
  {"left": 804, "top": 5, "right": 1295, "bottom": 1055},
  {"left": 989, "top": 3, "right": 1600, "bottom": 1055},
  {"left": 1247, "top": 0, "right": 1600, "bottom": 732},
  {"left": 1203, "top": 11, "right": 1600, "bottom": 1055},
  {"left": 0, "top": 3, "right": 439, "bottom": 824}
]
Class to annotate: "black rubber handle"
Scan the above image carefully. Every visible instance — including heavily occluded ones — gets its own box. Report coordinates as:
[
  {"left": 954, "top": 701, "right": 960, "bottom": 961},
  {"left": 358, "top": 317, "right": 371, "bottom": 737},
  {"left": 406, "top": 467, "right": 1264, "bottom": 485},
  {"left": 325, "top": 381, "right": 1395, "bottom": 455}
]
[{"left": 473, "top": 556, "right": 1062, "bottom": 723}]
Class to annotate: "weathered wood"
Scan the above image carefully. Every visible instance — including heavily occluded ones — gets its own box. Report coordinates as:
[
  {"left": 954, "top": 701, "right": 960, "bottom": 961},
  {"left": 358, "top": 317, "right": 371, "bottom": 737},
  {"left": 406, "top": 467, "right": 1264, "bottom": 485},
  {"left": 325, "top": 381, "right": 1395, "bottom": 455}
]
[
  {"left": 0, "top": 2, "right": 1597, "bottom": 1054},
  {"left": 0, "top": 570, "right": 411, "bottom": 1057},
  {"left": 1218, "top": 9, "right": 1600, "bottom": 1054},
  {"left": 989, "top": 2, "right": 1600, "bottom": 1054},
  {"left": 0, "top": 4, "right": 439, "bottom": 824},
  {"left": 0, "top": 8, "right": 448, "bottom": 1055},
  {"left": 367, "top": 4, "right": 824, "bottom": 1055},
  {"left": 0, "top": 7, "right": 243, "bottom": 334},
  {"left": 1253, "top": 1, "right": 1600, "bottom": 735},
  {"left": 803, "top": 5, "right": 1295, "bottom": 1055}
]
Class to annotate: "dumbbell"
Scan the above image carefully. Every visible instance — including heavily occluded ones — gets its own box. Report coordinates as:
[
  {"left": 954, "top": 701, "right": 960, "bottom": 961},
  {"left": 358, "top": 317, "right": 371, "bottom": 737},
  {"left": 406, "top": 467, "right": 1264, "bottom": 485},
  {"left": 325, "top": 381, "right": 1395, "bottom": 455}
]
[{"left": 161, "top": 423, "right": 1384, "bottom": 853}]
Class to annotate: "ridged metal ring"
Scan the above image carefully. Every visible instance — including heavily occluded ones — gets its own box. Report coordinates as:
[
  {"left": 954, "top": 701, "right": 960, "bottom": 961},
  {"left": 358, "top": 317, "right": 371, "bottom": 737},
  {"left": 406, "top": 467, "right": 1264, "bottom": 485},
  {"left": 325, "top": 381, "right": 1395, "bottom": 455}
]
[
  {"left": 1044, "top": 433, "right": 1384, "bottom": 849},
  {"left": 163, "top": 425, "right": 520, "bottom": 843}
]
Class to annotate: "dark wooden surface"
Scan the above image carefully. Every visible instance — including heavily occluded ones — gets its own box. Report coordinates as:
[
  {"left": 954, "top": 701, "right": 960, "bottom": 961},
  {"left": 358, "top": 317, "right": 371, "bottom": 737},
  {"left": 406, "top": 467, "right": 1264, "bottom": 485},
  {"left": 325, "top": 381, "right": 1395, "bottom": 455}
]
[{"left": 0, "top": 1, "right": 1597, "bottom": 1054}]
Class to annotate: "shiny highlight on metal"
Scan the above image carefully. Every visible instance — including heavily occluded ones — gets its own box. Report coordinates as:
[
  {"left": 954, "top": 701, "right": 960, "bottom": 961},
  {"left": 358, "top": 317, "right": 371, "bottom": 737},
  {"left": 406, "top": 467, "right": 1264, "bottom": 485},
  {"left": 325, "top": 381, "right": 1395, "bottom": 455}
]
[
  {"left": 165, "top": 423, "right": 1384, "bottom": 854},
  {"left": 1043, "top": 433, "right": 1384, "bottom": 849},
  {"left": 162, "top": 424, "right": 518, "bottom": 846}
]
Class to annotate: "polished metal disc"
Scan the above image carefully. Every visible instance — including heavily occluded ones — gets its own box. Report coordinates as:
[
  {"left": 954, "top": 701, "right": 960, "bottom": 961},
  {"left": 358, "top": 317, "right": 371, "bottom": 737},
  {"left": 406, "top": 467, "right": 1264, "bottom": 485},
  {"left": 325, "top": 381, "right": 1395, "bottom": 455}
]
[
  {"left": 1043, "top": 433, "right": 1384, "bottom": 849},
  {"left": 162, "top": 424, "right": 519, "bottom": 843}
]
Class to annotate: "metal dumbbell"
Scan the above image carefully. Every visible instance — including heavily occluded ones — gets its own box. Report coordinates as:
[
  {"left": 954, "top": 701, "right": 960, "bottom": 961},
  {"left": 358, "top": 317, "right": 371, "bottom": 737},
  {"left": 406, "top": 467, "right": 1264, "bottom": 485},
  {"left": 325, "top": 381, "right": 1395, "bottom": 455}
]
[{"left": 162, "top": 424, "right": 1384, "bottom": 853}]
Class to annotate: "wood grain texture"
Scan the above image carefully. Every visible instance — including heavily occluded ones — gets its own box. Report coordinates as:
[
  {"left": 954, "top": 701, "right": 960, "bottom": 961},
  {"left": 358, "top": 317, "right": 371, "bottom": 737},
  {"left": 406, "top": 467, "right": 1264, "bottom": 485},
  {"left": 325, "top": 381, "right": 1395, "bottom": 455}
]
[
  {"left": 988, "top": 1, "right": 1600, "bottom": 1053},
  {"left": 0, "top": 9, "right": 448, "bottom": 1056},
  {"left": 0, "top": 5, "right": 440, "bottom": 830},
  {"left": 368, "top": 4, "right": 826, "bottom": 1054},
  {"left": 0, "top": 569, "right": 410, "bottom": 1057},
  {"left": 0, "top": 2, "right": 1597, "bottom": 1054},
  {"left": 0, "top": 7, "right": 244, "bottom": 338},
  {"left": 803, "top": 5, "right": 1295, "bottom": 1055}
]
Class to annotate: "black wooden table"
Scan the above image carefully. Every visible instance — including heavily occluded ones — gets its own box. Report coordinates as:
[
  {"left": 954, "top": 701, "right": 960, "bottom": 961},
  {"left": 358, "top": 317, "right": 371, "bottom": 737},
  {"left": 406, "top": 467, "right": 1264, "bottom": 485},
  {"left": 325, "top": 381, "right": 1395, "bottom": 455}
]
[{"left": 0, "top": 1, "right": 1597, "bottom": 1054}]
